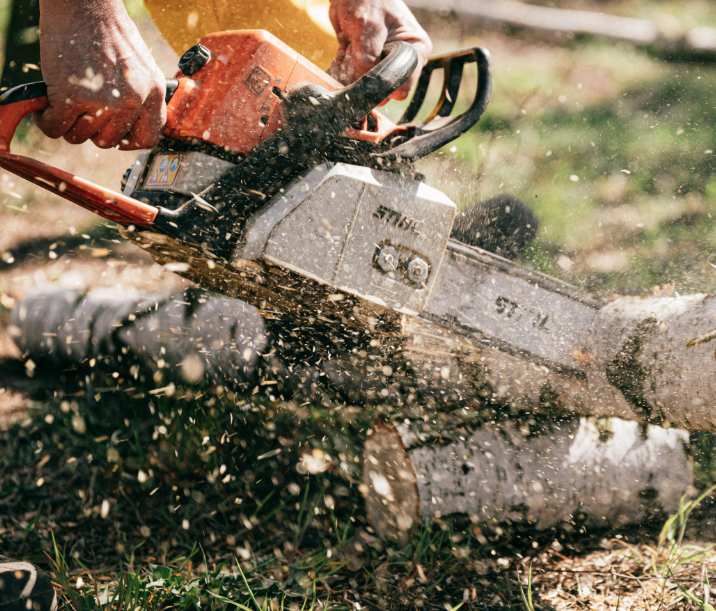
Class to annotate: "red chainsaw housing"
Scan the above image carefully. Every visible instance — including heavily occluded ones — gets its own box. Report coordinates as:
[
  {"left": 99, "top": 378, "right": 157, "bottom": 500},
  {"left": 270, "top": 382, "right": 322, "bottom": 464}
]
[{"left": 165, "top": 30, "right": 400, "bottom": 154}]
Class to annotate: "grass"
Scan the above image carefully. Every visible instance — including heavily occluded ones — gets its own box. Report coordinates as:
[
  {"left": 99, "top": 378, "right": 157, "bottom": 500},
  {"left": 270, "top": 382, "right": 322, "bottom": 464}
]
[
  {"left": 2, "top": 373, "right": 539, "bottom": 610},
  {"left": 609, "top": 487, "right": 716, "bottom": 610},
  {"left": 518, "top": 564, "right": 535, "bottom": 611}
]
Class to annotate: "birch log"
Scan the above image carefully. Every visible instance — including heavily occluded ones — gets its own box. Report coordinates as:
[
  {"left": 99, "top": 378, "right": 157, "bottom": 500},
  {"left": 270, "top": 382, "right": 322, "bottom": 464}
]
[
  {"left": 362, "top": 418, "right": 692, "bottom": 546},
  {"left": 400, "top": 290, "right": 716, "bottom": 431},
  {"left": 10, "top": 286, "right": 267, "bottom": 390},
  {"left": 583, "top": 294, "right": 716, "bottom": 431},
  {"left": 10, "top": 285, "right": 716, "bottom": 430},
  {"left": 9, "top": 285, "right": 398, "bottom": 406}
]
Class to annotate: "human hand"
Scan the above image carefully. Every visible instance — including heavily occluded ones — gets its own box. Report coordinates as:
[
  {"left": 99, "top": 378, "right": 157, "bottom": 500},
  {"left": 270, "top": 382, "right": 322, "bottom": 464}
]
[
  {"left": 35, "top": 0, "right": 166, "bottom": 150},
  {"left": 328, "top": 0, "right": 431, "bottom": 100}
]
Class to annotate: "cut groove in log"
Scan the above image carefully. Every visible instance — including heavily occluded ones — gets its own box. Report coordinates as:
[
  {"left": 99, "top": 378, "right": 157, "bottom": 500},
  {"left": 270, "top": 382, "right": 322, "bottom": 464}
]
[{"left": 363, "top": 418, "right": 692, "bottom": 546}]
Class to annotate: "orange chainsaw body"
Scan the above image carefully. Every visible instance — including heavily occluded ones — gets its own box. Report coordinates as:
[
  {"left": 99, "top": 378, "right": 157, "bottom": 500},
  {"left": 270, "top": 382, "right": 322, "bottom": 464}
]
[
  {"left": 165, "top": 30, "right": 398, "bottom": 154},
  {"left": 0, "top": 30, "right": 402, "bottom": 227}
]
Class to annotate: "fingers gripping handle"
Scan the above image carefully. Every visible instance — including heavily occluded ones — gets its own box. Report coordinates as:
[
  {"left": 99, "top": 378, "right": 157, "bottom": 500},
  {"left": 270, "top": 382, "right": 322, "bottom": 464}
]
[
  {"left": 0, "top": 81, "right": 160, "bottom": 227},
  {"left": 335, "top": 41, "right": 419, "bottom": 124},
  {"left": 0, "top": 79, "right": 179, "bottom": 150}
]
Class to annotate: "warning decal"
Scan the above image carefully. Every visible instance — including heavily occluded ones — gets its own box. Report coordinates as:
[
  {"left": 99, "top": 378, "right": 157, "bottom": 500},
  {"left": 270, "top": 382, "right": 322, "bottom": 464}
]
[{"left": 145, "top": 154, "right": 182, "bottom": 187}]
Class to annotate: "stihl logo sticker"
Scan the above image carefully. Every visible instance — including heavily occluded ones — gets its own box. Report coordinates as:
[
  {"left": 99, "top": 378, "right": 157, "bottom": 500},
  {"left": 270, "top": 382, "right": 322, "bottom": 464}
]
[
  {"left": 245, "top": 66, "right": 271, "bottom": 95},
  {"left": 373, "top": 205, "right": 423, "bottom": 235},
  {"left": 495, "top": 296, "right": 549, "bottom": 332}
]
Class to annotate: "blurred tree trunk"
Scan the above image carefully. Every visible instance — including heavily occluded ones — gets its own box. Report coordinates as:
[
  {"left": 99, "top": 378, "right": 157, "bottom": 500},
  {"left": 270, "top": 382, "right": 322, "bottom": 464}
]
[{"left": 407, "top": 0, "right": 716, "bottom": 60}]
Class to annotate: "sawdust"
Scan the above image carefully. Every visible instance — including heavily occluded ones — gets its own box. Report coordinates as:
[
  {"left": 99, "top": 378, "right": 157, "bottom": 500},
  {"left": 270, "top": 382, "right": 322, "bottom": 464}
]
[{"left": 0, "top": 203, "right": 95, "bottom": 255}]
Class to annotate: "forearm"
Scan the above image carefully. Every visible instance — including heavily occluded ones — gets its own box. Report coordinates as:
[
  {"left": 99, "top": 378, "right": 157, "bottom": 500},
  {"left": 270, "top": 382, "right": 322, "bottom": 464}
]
[
  {"left": 39, "top": 0, "right": 129, "bottom": 19},
  {"left": 39, "top": 0, "right": 135, "bottom": 43}
]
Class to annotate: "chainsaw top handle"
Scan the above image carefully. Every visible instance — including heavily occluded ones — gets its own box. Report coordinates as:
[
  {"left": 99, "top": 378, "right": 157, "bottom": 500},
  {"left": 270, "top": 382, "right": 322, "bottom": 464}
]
[
  {"left": 382, "top": 46, "right": 492, "bottom": 161},
  {"left": 283, "top": 41, "right": 418, "bottom": 137},
  {"left": 283, "top": 44, "right": 492, "bottom": 163}
]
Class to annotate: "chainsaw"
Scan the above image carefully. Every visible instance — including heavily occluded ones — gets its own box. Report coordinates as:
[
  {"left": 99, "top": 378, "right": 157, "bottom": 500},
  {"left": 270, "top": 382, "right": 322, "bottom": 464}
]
[{"left": 0, "top": 29, "right": 685, "bottom": 423}]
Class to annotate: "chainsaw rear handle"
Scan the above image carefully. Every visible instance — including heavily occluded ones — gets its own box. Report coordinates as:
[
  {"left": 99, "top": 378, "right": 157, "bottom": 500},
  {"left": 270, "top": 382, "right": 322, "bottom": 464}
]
[
  {"left": 283, "top": 41, "right": 418, "bottom": 136},
  {"left": 0, "top": 79, "right": 179, "bottom": 150},
  {"left": 0, "top": 80, "right": 183, "bottom": 227},
  {"left": 380, "top": 46, "right": 492, "bottom": 161}
]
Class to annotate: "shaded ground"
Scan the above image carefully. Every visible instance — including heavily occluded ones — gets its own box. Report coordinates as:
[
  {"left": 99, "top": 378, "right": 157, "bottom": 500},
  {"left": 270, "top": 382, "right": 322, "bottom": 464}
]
[
  {"left": 1, "top": 365, "right": 716, "bottom": 611},
  {"left": 2, "top": 2, "right": 716, "bottom": 610}
]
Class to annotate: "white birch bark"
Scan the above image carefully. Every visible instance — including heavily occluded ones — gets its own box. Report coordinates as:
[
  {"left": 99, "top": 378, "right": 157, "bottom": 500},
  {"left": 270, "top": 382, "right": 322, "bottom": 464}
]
[
  {"left": 401, "top": 292, "right": 716, "bottom": 431},
  {"left": 363, "top": 418, "right": 692, "bottom": 545},
  {"left": 581, "top": 294, "right": 716, "bottom": 431}
]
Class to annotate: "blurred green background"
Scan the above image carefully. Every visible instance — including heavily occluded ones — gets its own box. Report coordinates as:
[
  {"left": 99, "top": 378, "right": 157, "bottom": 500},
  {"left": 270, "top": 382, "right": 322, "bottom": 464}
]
[{"left": 391, "top": 0, "right": 716, "bottom": 298}]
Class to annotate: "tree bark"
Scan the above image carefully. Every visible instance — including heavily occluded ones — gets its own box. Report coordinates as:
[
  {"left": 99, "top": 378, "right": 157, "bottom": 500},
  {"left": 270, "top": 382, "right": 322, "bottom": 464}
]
[
  {"left": 400, "top": 291, "right": 716, "bottom": 431},
  {"left": 10, "top": 286, "right": 267, "bottom": 390},
  {"left": 362, "top": 418, "right": 692, "bottom": 546}
]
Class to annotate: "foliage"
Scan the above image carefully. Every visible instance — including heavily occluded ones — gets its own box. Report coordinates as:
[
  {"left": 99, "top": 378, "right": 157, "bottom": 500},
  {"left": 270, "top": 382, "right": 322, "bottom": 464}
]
[{"left": 408, "top": 33, "right": 716, "bottom": 296}]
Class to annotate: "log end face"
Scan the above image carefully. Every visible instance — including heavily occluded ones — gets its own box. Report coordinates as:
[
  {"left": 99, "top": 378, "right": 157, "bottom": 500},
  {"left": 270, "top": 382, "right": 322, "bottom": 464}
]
[{"left": 362, "top": 425, "right": 418, "bottom": 547}]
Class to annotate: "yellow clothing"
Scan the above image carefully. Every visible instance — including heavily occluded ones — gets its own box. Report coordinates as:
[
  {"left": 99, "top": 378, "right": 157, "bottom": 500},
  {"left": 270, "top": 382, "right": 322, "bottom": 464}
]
[{"left": 143, "top": 0, "right": 338, "bottom": 69}]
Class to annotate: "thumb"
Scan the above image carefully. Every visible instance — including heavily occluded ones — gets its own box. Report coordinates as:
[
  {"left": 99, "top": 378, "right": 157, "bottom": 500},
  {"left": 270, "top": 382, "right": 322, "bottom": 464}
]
[{"left": 339, "top": 8, "right": 388, "bottom": 84}]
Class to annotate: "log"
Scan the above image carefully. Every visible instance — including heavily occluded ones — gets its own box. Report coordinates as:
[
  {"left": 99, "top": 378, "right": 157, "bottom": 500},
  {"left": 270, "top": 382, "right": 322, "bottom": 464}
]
[
  {"left": 400, "top": 290, "right": 716, "bottom": 431},
  {"left": 10, "top": 286, "right": 267, "bottom": 390},
  {"left": 407, "top": 0, "right": 716, "bottom": 59},
  {"left": 362, "top": 418, "right": 692, "bottom": 546},
  {"left": 10, "top": 285, "right": 716, "bottom": 431},
  {"left": 8, "top": 287, "right": 697, "bottom": 542},
  {"left": 585, "top": 295, "right": 716, "bottom": 431},
  {"left": 9, "top": 285, "right": 401, "bottom": 406}
]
